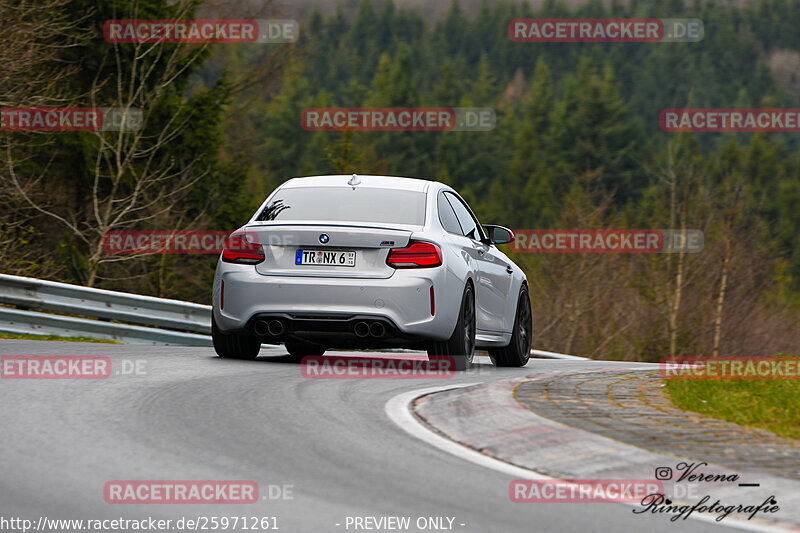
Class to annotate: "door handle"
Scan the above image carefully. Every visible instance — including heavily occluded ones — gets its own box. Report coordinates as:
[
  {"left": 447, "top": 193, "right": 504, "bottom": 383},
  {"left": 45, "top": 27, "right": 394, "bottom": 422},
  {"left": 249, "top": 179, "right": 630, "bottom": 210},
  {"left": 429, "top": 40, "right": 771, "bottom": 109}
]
[{"left": 506, "top": 266, "right": 513, "bottom": 274}]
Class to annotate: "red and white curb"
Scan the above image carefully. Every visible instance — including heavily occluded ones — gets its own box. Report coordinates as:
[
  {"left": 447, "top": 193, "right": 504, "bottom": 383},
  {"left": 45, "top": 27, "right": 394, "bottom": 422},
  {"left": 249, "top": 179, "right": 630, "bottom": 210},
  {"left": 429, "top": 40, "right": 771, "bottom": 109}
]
[{"left": 385, "top": 367, "right": 798, "bottom": 532}]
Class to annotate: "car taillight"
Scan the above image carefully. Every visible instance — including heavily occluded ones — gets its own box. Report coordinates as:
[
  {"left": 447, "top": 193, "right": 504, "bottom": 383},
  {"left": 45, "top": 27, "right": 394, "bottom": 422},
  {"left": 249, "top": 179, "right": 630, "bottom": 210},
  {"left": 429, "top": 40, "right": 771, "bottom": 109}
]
[
  {"left": 386, "top": 241, "right": 442, "bottom": 268},
  {"left": 222, "top": 231, "right": 264, "bottom": 265}
]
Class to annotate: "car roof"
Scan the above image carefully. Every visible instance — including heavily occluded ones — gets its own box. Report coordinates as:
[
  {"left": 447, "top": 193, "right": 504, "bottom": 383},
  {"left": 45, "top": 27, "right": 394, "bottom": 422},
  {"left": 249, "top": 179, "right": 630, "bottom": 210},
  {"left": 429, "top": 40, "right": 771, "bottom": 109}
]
[{"left": 281, "top": 175, "right": 434, "bottom": 193}]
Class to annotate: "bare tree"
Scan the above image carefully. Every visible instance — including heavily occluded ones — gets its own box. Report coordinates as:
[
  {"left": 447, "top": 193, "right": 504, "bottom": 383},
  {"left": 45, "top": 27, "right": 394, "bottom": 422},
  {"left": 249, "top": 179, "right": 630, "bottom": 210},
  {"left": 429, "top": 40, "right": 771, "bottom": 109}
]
[
  {"left": 3, "top": 0, "right": 290, "bottom": 286},
  {"left": 0, "top": 0, "right": 91, "bottom": 278},
  {"left": 711, "top": 182, "right": 742, "bottom": 357},
  {"left": 650, "top": 138, "right": 711, "bottom": 358}
]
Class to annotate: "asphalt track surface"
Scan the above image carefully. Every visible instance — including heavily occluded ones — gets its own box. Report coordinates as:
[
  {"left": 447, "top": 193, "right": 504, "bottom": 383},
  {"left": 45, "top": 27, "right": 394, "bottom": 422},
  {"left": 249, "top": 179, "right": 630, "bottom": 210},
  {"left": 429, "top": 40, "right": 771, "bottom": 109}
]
[{"left": 0, "top": 341, "right": 743, "bottom": 533}]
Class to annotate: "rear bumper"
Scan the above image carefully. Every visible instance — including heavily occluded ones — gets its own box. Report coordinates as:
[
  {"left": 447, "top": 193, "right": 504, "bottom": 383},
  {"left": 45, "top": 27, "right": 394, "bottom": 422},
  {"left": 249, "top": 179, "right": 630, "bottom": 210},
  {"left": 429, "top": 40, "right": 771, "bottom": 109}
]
[{"left": 213, "top": 263, "right": 455, "bottom": 342}]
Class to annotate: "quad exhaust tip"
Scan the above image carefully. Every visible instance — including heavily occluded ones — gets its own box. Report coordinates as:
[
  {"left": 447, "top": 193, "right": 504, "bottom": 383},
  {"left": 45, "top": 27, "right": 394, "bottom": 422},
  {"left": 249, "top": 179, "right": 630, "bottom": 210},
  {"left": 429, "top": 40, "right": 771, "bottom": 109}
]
[
  {"left": 369, "top": 321, "right": 385, "bottom": 338},
  {"left": 256, "top": 318, "right": 385, "bottom": 338},
  {"left": 354, "top": 321, "right": 370, "bottom": 338},
  {"left": 253, "top": 320, "right": 269, "bottom": 336},
  {"left": 254, "top": 319, "right": 286, "bottom": 337},
  {"left": 267, "top": 319, "right": 286, "bottom": 336},
  {"left": 354, "top": 321, "right": 386, "bottom": 338}
]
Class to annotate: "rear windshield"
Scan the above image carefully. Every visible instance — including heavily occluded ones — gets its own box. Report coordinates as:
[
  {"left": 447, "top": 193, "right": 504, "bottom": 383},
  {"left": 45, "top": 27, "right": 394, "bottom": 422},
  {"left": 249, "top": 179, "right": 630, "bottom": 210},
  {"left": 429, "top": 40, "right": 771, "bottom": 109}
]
[{"left": 255, "top": 187, "right": 426, "bottom": 225}]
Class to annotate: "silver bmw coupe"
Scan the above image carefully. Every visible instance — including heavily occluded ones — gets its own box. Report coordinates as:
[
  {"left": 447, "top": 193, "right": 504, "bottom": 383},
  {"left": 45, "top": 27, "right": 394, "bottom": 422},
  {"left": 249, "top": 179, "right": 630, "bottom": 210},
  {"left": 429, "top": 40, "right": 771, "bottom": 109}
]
[{"left": 212, "top": 175, "right": 531, "bottom": 370}]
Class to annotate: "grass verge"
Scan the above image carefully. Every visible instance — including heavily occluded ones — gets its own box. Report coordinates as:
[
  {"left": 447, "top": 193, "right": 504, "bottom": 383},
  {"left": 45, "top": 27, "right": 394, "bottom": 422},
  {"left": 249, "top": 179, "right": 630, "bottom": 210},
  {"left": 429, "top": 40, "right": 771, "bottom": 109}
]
[
  {"left": 665, "top": 374, "right": 800, "bottom": 441},
  {"left": 0, "top": 331, "right": 118, "bottom": 344}
]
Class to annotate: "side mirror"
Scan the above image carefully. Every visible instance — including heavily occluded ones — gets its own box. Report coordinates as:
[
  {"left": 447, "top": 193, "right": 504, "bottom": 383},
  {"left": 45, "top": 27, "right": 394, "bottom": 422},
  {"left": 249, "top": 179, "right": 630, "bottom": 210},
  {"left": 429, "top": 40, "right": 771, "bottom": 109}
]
[{"left": 483, "top": 225, "right": 514, "bottom": 245}]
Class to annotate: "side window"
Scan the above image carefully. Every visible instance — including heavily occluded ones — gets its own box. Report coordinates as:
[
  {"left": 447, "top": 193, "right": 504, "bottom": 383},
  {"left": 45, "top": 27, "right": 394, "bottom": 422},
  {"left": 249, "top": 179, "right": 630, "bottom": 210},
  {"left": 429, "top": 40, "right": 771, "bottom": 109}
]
[
  {"left": 445, "top": 192, "right": 482, "bottom": 241},
  {"left": 438, "top": 193, "right": 463, "bottom": 234}
]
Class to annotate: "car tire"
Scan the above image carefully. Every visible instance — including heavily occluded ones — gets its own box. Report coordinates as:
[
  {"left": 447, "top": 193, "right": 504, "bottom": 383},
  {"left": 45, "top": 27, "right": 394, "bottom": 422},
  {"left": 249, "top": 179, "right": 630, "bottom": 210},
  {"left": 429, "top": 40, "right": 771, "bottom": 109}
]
[
  {"left": 489, "top": 285, "right": 532, "bottom": 367},
  {"left": 427, "top": 282, "right": 475, "bottom": 371},
  {"left": 284, "top": 339, "right": 326, "bottom": 362},
  {"left": 212, "top": 315, "right": 261, "bottom": 360}
]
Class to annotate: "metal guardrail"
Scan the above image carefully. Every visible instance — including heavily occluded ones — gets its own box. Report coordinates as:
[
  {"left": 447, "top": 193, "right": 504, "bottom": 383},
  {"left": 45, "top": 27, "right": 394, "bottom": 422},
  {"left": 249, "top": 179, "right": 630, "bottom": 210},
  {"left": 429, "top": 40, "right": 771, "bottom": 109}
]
[
  {"left": 0, "top": 307, "right": 212, "bottom": 346},
  {"left": 0, "top": 273, "right": 586, "bottom": 356},
  {"left": 530, "top": 349, "right": 588, "bottom": 360},
  {"left": 0, "top": 274, "right": 212, "bottom": 346}
]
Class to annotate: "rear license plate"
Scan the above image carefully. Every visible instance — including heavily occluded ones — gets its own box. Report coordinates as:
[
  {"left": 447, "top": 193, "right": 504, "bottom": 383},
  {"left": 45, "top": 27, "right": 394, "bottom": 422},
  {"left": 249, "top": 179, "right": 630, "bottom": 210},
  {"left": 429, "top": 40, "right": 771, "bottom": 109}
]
[{"left": 295, "top": 249, "right": 356, "bottom": 267}]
